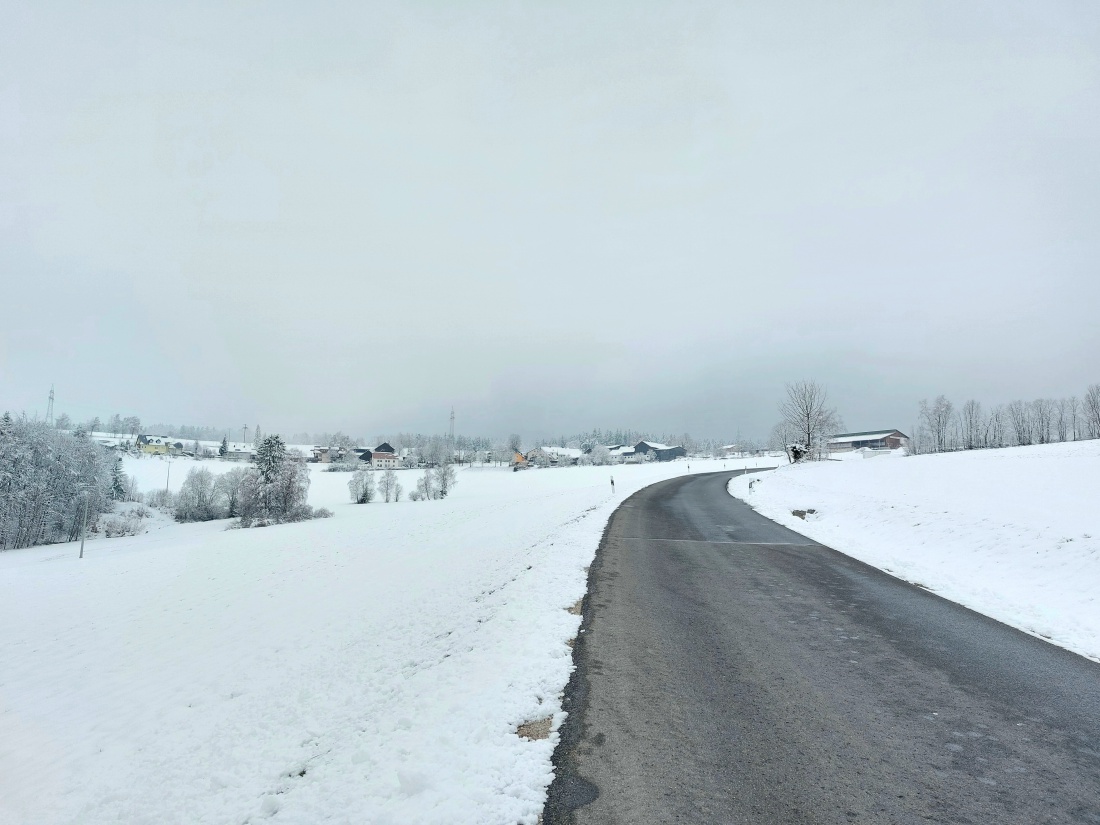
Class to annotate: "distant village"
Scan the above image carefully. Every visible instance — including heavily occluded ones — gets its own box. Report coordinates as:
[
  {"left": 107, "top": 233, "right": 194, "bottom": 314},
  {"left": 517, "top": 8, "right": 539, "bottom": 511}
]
[
  {"left": 110, "top": 435, "right": 701, "bottom": 469},
  {"left": 87, "top": 429, "right": 913, "bottom": 470}
]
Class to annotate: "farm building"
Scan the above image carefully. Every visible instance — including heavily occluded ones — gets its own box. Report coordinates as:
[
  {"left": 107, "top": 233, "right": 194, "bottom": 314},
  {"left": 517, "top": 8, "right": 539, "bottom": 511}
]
[
  {"left": 633, "top": 441, "right": 687, "bottom": 461},
  {"left": 828, "top": 430, "right": 909, "bottom": 452}
]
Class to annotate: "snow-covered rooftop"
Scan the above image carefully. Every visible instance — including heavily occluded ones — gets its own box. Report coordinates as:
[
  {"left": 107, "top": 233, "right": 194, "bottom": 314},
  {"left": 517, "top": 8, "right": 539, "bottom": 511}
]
[
  {"left": 607, "top": 445, "right": 635, "bottom": 455},
  {"left": 540, "top": 446, "right": 583, "bottom": 458},
  {"left": 828, "top": 431, "right": 902, "bottom": 444}
]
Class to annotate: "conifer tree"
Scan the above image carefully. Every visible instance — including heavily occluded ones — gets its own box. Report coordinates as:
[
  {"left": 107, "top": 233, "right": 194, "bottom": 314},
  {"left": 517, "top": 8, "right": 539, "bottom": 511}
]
[
  {"left": 111, "top": 456, "right": 127, "bottom": 500},
  {"left": 255, "top": 434, "right": 286, "bottom": 484},
  {"left": 219, "top": 436, "right": 228, "bottom": 457}
]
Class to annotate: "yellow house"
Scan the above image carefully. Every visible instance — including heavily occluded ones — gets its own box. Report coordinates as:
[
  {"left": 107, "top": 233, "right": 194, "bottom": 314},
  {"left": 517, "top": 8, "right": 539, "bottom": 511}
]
[{"left": 137, "top": 435, "right": 171, "bottom": 455}]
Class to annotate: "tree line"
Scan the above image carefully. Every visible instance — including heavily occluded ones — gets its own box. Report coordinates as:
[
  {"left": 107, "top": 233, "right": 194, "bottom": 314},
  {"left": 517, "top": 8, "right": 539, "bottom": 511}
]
[
  {"left": 0, "top": 414, "right": 129, "bottom": 550},
  {"left": 910, "top": 384, "right": 1100, "bottom": 454}
]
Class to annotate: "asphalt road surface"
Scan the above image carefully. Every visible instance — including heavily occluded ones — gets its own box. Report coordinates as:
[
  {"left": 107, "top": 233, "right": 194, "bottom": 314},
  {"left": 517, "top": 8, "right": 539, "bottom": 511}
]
[{"left": 544, "top": 471, "right": 1100, "bottom": 824}]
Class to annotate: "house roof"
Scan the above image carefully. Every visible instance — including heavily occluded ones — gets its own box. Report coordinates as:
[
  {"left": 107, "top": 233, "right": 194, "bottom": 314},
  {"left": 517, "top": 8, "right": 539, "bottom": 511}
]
[
  {"left": 636, "top": 441, "right": 685, "bottom": 452},
  {"left": 829, "top": 430, "right": 908, "bottom": 443},
  {"left": 375, "top": 442, "right": 395, "bottom": 454},
  {"left": 539, "top": 446, "right": 583, "bottom": 458}
]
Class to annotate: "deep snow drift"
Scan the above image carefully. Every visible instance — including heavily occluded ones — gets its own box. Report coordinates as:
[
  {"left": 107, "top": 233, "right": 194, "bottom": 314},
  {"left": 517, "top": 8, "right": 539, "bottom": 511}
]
[
  {"left": 728, "top": 442, "right": 1100, "bottom": 662},
  {"left": 0, "top": 457, "right": 774, "bottom": 825}
]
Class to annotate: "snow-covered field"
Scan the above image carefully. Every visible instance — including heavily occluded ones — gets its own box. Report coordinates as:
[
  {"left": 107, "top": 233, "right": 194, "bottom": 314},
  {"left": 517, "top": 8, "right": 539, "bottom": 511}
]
[
  {"left": 0, "top": 456, "right": 776, "bottom": 825},
  {"left": 729, "top": 441, "right": 1100, "bottom": 662}
]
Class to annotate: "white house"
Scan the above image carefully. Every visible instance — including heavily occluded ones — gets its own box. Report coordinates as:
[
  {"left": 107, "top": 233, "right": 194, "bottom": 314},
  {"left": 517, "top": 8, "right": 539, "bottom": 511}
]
[{"left": 224, "top": 443, "right": 254, "bottom": 461}]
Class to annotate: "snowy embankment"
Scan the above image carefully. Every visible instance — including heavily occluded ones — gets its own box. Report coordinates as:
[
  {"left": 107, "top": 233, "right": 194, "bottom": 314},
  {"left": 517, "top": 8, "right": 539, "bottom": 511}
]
[
  {"left": 728, "top": 442, "right": 1100, "bottom": 662},
  {"left": 0, "top": 457, "right": 774, "bottom": 825}
]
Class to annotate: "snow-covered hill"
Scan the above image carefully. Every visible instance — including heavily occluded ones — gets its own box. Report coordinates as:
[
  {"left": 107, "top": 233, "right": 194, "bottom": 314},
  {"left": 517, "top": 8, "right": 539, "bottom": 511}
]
[
  {"left": 728, "top": 442, "right": 1100, "bottom": 662},
  {"left": 0, "top": 457, "right": 775, "bottom": 825}
]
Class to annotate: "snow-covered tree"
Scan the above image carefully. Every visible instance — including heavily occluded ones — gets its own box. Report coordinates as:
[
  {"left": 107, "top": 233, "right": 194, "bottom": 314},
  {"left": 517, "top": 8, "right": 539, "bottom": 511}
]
[
  {"left": 219, "top": 436, "right": 228, "bottom": 457},
  {"left": 255, "top": 434, "right": 286, "bottom": 484},
  {"left": 415, "top": 468, "right": 437, "bottom": 501},
  {"left": 176, "top": 468, "right": 220, "bottom": 522},
  {"left": 214, "top": 467, "right": 248, "bottom": 518},
  {"left": 110, "top": 457, "right": 127, "bottom": 500},
  {"left": 349, "top": 468, "right": 376, "bottom": 503},
  {"left": 378, "top": 469, "right": 399, "bottom": 502},
  {"left": 0, "top": 417, "right": 114, "bottom": 549},
  {"left": 779, "top": 381, "right": 842, "bottom": 459},
  {"left": 1006, "top": 400, "right": 1032, "bottom": 446},
  {"left": 434, "top": 462, "right": 457, "bottom": 498},
  {"left": 123, "top": 416, "right": 141, "bottom": 438},
  {"left": 959, "top": 400, "right": 984, "bottom": 450},
  {"left": 238, "top": 436, "right": 311, "bottom": 526},
  {"left": 918, "top": 395, "right": 955, "bottom": 453},
  {"left": 328, "top": 431, "right": 354, "bottom": 450},
  {"left": 1084, "top": 384, "right": 1100, "bottom": 439}
]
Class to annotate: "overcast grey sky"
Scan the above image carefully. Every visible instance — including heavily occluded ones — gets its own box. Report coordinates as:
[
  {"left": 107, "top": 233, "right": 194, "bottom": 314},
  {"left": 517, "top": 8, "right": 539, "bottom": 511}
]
[{"left": 2, "top": 1, "right": 1098, "bottom": 441}]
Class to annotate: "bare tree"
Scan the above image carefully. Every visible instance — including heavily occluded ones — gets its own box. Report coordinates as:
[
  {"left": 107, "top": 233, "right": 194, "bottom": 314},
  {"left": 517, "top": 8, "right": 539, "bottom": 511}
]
[
  {"left": 1068, "top": 396, "right": 1080, "bottom": 441},
  {"left": 1055, "top": 398, "right": 1072, "bottom": 442},
  {"left": 1006, "top": 400, "right": 1032, "bottom": 446},
  {"left": 124, "top": 416, "right": 141, "bottom": 440},
  {"left": 959, "top": 399, "right": 983, "bottom": 449},
  {"left": 507, "top": 434, "right": 522, "bottom": 453},
  {"left": 984, "top": 404, "right": 1007, "bottom": 448},
  {"left": 176, "top": 468, "right": 220, "bottom": 522},
  {"left": 1030, "top": 399, "right": 1053, "bottom": 444},
  {"left": 918, "top": 396, "right": 954, "bottom": 453},
  {"left": 378, "top": 469, "right": 398, "bottom": 503},
  {"left": 214, "top": 467, "right": 248, "bottom": 517},
  {"left": 348, "top": 469, "right": 376, "bottom": 503},
  {"left": 1084, "top": 384, "right": 1100, "bottom": 439},
  {"left": 415, "top": 468, "right": 436, "bottom": 500},
  {"left": 768, "top": 420, "right": 797, "bottom": 457},
  {"left": 779, "top": 381, "right": 842, "bottom": 459},
  {"left": 434, "top": 462, "right": 457, "bottom": 498}
]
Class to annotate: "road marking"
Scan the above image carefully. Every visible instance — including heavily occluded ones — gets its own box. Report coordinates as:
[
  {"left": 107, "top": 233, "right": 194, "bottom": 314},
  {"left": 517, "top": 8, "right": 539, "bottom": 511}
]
[{"left": 615, "top": 537, "right": 817, "bottom": 547}]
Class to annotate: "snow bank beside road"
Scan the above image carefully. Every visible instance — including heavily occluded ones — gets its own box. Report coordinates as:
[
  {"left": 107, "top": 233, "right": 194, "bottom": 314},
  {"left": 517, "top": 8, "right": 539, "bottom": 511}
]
[
  {"left": 0, "top": 457, "right": 775, "bottom": 825},
  {"left": 728, "top": 442, "right": 1100, "bottom": 661}
]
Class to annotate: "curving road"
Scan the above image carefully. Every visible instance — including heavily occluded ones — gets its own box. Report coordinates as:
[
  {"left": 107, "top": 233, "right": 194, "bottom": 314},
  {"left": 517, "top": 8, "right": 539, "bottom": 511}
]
[{"left": 544, "top": 471, "right": 1100, "bottom": 824}]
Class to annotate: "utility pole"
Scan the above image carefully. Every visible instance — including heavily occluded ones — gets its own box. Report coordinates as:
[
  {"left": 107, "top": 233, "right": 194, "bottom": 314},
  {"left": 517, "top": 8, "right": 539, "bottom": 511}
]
[
  {"left": 243, "top": 425, "right": 249, "bottom": 444},
  {"left": 46, "top": 385, "right": 54, "bottom": 426},
  {"left": 449, "top": 407, "right": 455, "bottom": 463}
]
